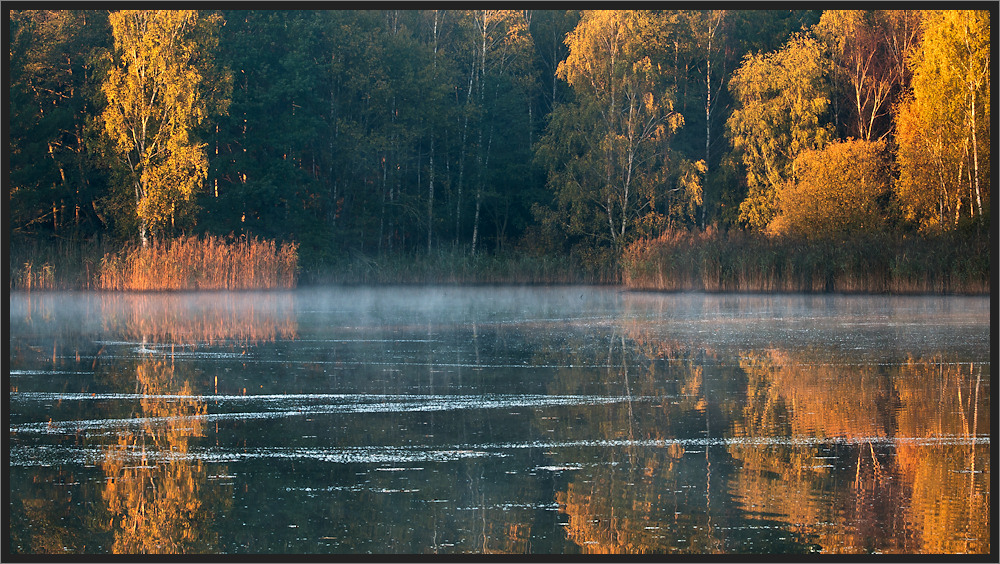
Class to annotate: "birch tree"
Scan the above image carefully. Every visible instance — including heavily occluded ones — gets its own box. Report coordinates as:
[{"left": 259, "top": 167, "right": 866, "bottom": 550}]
[
  {"left": 681, "top": 10, "right": 728, "bottom": 227},
  {"left": 546, "top": 10, "right": 687, "bottom": 250},
  {"left": 895, "top": 10, "right": 990, "bottom": 229},
  {"left": 727, "top": 33, "right": 834, "bottom": 230},
  {"left": 467, "top": 9, "right": 532, "bottom": 255},
  {"left": 814, "top": 10, "right": 921, "bottom": 142},
  {"left": 102, "top": 10, "right": 230, "bottom": 246}
]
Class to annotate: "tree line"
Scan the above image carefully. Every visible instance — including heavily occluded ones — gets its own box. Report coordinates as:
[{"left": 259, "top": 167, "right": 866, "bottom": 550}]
[{"left": 8, "top": 9, "right": 991, "bottom": 276}]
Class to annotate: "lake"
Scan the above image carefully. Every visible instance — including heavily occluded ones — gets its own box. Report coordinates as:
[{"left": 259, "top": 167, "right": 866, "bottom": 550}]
[{"left": 7, "top": 287, "right": 991, "bottom": 555}]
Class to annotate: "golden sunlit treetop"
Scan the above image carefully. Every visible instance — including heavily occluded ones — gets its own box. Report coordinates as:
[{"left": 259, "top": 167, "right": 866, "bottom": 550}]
[{"left": 102, "top": 10, "right": 230, "bottom": 247}]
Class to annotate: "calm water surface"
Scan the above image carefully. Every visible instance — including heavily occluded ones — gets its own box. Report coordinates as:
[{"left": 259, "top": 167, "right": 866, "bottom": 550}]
[{"left": 8, "top": 287, "right": 990, "bottom": 555}]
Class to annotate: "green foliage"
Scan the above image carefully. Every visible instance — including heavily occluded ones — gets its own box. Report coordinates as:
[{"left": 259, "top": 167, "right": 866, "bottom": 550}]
[
  {"left": 8, "top": 10, "right": 111, "bottom": 240},
  {"left": 200, "top": 10, "right": 545, "bottom": 271},
  {"left": 301, "top": 246, "right": 605, "bottom": 286},
  {"left": 727, "top": 33, "right": 835, "bottom": 230}
]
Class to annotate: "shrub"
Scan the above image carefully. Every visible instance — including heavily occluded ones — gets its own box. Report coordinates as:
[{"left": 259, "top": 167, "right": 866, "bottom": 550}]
[{"left": 769, "top": 139, "right": 892, "bottom": 239}]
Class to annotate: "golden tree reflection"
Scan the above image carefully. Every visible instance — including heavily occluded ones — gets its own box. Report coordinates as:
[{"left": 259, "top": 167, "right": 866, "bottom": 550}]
[
  {"left": 893, "top": 358, "right": 990, "bottom": 554},
  {"left": 546, "top": 315, "right": 989, "bottom": 555},
  {"left": 101, "top": 358, "right": 228, "bottom": 554},
  {"left": 729, "top": 349, "right": 990, "bottom": 554},
  {"left": 545, "top": 327, "right": 725, "bottom": 554},
  {"left": 481, "top": 520, "right": 533, "bottom": 554},
  {"left": 555, "top": 442, "right": 715, "bottom": 555}
]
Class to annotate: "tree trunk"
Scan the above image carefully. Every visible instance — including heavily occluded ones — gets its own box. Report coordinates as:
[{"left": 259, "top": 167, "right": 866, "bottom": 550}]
[
  {"left": 471, "top": 189, "right": 481, "bottom": 256},
  {"left": 136, "top": 176, "right": 148, "bottom": 247},
  {"left": 471, "top": 11, "right": 487, "bottom": 256},
  {"left": 455, "top": 35, "right": 476, "bottom": 247},
  {"left": 428, "top": 10, "right": 439, "bottom": 255},
  {"left": 428, "top": 137, "right": 435, "bottom": 254},
  {"left": 703, "top": 35, "right": 711, "bottom": 229},
  {"left": 970, "top": 83, "right": 982, "bottom": 218},
  {"left": 378, "top": 157, "right": 387, "bottom": 255}
]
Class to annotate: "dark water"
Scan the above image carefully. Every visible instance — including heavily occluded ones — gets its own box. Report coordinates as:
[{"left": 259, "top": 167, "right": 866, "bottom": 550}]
[{"left": 8, "top": 287, "right": 990, "bottom": 555}]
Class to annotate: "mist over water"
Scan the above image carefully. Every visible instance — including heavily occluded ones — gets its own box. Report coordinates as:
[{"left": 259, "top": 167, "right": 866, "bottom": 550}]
[{"left": 8, "top": 287, "right": 991, "bottom": 555}]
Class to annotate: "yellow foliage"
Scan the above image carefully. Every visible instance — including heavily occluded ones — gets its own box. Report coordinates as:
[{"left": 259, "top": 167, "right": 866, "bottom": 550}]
[
  {"left": 768, "top": 139, "right": 890, "bottom": 239},
  {"left": 555, "top": 10, "right": 686, "bottom": 247},
  {"left": 894, "top": 10, "right": 990, "bottom": 230},
  {"left": 102, "top": 10, "right": 230, "bottom": 244},
  {"left": 727, "top": 33, "right": 835, "bottom": 230}
]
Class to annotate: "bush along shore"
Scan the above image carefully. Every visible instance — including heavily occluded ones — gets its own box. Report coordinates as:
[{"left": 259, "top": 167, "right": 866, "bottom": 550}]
[
  {"left": 622, "top": 227, "right": 990, "bottom": 294},
  {"left": 9, "top": 235, "right": 298, "bottom": 291}
]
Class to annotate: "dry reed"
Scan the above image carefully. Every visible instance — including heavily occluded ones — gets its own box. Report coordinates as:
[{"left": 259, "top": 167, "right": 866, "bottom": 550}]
[
  {"left": 623, "top": 228, "right": 989, "bottom": 295},
  {"left": 8, "top": 235, "right": 109, "bottom": 291},
  {"left": 98, "top": 235, "right": 298, "bottom": 291}
]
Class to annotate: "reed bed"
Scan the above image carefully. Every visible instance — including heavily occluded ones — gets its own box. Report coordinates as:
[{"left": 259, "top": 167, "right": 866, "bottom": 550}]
[
  {"left": 623, "top": 228, "right": 990, "bottom": 295},
  {"left": 302, "top": 246, "right": 612, "bottom": 286},
  {"left": 8, "top": 236, "right": 110, "bottom": 291},
  {"left": 98, "top": 235, "right": 298, "bottom": 291}
]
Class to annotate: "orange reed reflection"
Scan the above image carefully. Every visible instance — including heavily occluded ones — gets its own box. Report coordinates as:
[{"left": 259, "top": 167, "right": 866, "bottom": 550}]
[{"left": 100, "top": 292, "right": 297, "bottom": 345}]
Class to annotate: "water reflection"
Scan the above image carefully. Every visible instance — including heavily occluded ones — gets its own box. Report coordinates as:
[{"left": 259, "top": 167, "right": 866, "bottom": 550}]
[
  {"left": 544, "top": 319, "right": 989, "bottom": 555},
  {"left": 727, "top": 349, "right": 989, "bottom": 554},
  {"left": 8, "top": 291, "right": 297, "bottom": 344},
  {"left": 547, "top": 329, "right": 725, "bottom": 554},
  {"left": 9, "top": 466, "right": 100, "bottom": 553},
  {"left": 7, "top": 290, "right": 989, "bottom": 555},
  {"left": 100, "top": 357, "right": 229, "bottom": 553},
  {"left": 99, "top": 292, "right": 298, "bottom": 345}
]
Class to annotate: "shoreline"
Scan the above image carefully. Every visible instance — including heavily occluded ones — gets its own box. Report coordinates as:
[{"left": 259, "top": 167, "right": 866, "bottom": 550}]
[
  {"left": 8, "top": 283, "right": 989, "bottom": 297},
  {"left": 9, "top": 229, "right": 991, "bottom": 295}
]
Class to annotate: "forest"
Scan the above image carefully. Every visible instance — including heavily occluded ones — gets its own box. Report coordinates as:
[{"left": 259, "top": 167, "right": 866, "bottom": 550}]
[{"left": 6, "top": 8, "right": 992, "bottom": 291}]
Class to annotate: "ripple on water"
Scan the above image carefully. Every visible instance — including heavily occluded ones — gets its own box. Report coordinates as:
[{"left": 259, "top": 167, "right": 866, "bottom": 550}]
[{"left": 8, "top": 436, "right": 987, "bottom": 467}]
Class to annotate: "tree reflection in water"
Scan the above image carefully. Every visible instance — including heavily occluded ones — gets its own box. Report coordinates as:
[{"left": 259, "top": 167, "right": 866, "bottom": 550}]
[
  {"left": 728, "top": 349, "right": 989, "bottom": 554},
  {"left": 550, "top": 328, "right": 726, "bottom": 554},
  {"left": 547, "top": 317, "right": 988, "bottom": 555},
  {"left": 8, "top": 291, "right": 988, "bottom": 555},
  {"left": 100, "top": 358, "right": 227, "bottom": 554},
  {"left": 93, "top": 294, "right": 294, "bottom": 553}
]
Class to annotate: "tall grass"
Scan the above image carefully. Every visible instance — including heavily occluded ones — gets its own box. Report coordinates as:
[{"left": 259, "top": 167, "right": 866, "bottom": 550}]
[
  {"left": 98, "top": 235, "right": 298, "bottom": 291},
  {"left": 623, "top": 227, "right": 990, "bottom": 294},
  {"left": 9, "top": 235, "right": 111, "bottom": 291},
  {"left": 302, "top": 246, "right": 613, "bottom": 286}
]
